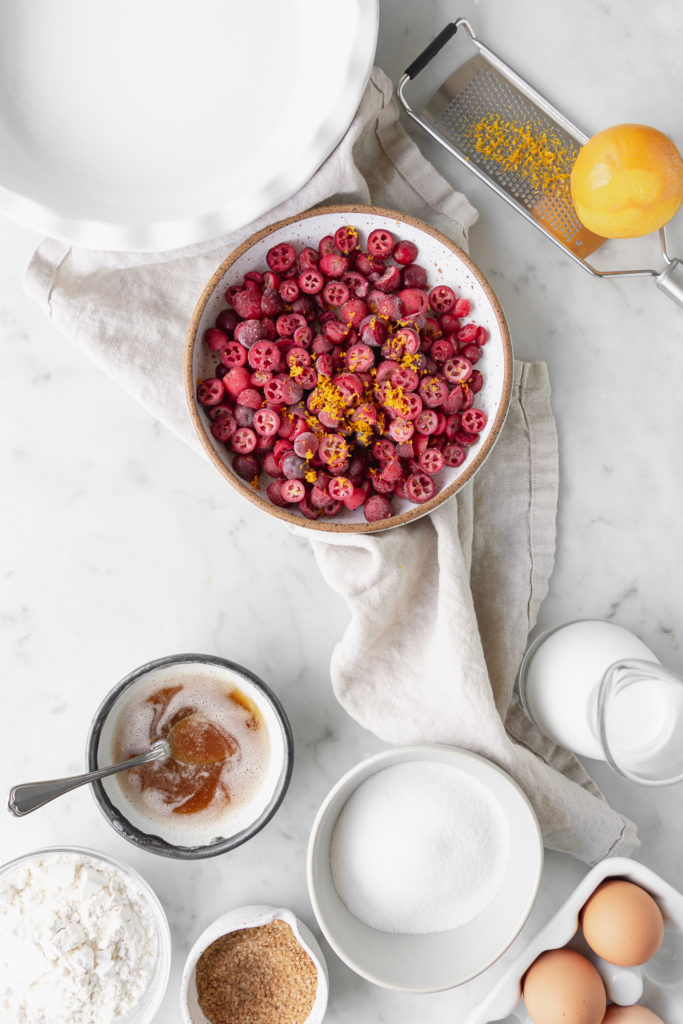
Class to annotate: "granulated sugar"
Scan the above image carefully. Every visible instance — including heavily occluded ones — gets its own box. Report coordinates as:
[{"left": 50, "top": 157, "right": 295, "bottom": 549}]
[{"left": 330, "top": 760, "right": 511, "bottom": 934}]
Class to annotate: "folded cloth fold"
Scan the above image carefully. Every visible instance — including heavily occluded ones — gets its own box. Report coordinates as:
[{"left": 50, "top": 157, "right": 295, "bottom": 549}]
[{"left": 24, "top": 67, "right": 637, "bottom": 863}]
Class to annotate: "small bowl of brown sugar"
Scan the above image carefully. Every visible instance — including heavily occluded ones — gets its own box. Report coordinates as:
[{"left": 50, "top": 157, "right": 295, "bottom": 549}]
[{"left": 180, "top": 904, "right": 328, "bottom": 1024}]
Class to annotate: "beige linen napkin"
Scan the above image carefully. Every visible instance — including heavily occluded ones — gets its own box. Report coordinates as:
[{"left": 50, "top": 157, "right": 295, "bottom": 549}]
[{"left": 24, "top": 68, "right": 637, "bottom": 863}]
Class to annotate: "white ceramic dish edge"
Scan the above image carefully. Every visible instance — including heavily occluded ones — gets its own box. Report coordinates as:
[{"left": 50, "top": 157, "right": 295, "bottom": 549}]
[
  {"left": 0, "top": 3, "right": 379, "bottom": 251},
  {"left": 180, "top": 904, "right": 329, "bottom": 1024},
  {"left": 464, "top": 856, "right": 683, "bottom": 1024}
]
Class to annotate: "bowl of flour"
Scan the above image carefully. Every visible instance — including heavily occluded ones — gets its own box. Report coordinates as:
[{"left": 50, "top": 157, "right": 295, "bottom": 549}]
[
  {"left": 306, "top": 745, "right": 543, "bottom": 992},
  {"left": 0, "top": 846, "right": 171, "bottom": 1024}
]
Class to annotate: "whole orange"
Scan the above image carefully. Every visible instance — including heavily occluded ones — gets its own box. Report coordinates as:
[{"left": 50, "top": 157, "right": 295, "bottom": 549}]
[{"left": 570, "top": 124, "right": 683, "bottom": 237}]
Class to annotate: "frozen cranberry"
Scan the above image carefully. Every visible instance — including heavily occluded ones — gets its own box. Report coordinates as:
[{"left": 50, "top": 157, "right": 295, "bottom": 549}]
[
  {"left": 319, "top": 253, "right": 349, "bottom": 277},
  {"left": 298, "top": 268, "right": 324, "bottom": 294},
  {"left": 279, "top": 279, "right": 299, "bottom": 303},
  {"left": 415, "top": 410, "right": 438, "bottom": 435},
  {"left": 323, "top": 281, "right": 349, "bottom": 307},
  {"left": 342, "top": 271, "right": 369, "bottom": 298},
  {"left": 461, "top": 408, "right": 487, "bottom": 434},
  {"left": 197, "top": 378, "right": 225, "bottom": 406},
  {"left": 458, "top": 342, "right": 480, "bottom": 365},
  {"left": 388, "top": 418, "right": 414, "bottom": 443},
  {"left": 356, "top": 252, "right": 384, "bottom": 277},
  {"left": 210, "top": 414, "right": 236, "bottom": 442},
  {"left": 455, "top": 429, "right": 479, "bottom": 447},
  {"left": 393, "top": 239, "right": 418, "bottom": 265},
  {"left": 205, "top": 327, "right": 229, "bottom": 352},
  {"left": 232, "top": 454, "right": 260, "bottom": 480},
  {"left": 253, "top": 408, "right": 281, "bottom": 437},
  {"left": 266, "top": 479, "right": 287, "bottom": 507},
  {"left": 328, "top": 476, "right": 354, "bottom": 500},
  {"left": 405, "top": 471, "right": 436, "bottom": 504},
  {"left": 234, "top": 404, "right": 255, "bottom": 428},
  {"left": 216, "top": 309, "right": 239, "bottom": 333},
  {"left": 340, "top": 298, "right": 367, "bottom": 327},
  {"left": 469, "top": 369, "right": 484, "bottom": 393},
  {"left": 281, "top": 453, "right": 307, "bottom": 479},
  {"left": 373, "top": 266, "right": 402, "bottom": 293},
  {"left": 266, "top": 242, "right": 296, "bottom": 273},
  {"left": 248, "top": 341, "right": 280, "bottom": 371},
  {"left": 323, "top": 320, "right": 350, "bottom": 344},
  {"left": 391, "top": 367, "right": 419, "bottom": 392},
  {"left": 281, "top": 479, "right": 306, "bottom": 503},
  {"left": 402, "top": 263, "right": 428, "bottom": 288},
  {"left": 443, "top": 356, "right": 473, "bottom": 384},
  {"left": 399, "top": 288, "right": 429, "bottom": 316},
  {"left": 418, "top": 376, "right": 449, "bottom": 408},
  {"left": 430, "top": 338, "right": 455, "bottom": 363},
  {"left": 232, "top": 289, "right": 263, "bottom": 320},
  {"left": 221, "top": 341, "right": 248, "bottom": 368},
  {"left": 443, "top": 442, "right": 466, "bottom": 467},
  {"left": 298, "top": 247, "right": 319, "bottom": 270},
  {"left": 429, "top": 285, "right": 455, "bottom": 314},
  {"left": 359, "top": 316, "right": 387, "bottom": 347},
  {"left": 367, "top": 228, "right": 395, "bottom": 257},
  {"left": 418, "top": 449, "right": 444, "bottom": 474},
  {"left": 318, "top": 235, "right": 337, "bottom": 256},
  {"left": 457, "top": 323, "right": 478, "bottom": 344},
  {"left": 261, "top": 288, "right": 283, "bottom": 317},
  {"left": 231, "top": 427, "right": 257, "bottom": 454},
  {"left": 364, "top": 494, "right": 393, "bottom": 522},
  {"left": 236, "top": 388, "right": 262, "bottom": 410},
  {"left": 334, "top": 225, "right": 360, "bottom": 255},
  {"left": 343, "top": 486, "right": 367, "bottom": 510},
  {"left": 393, "top": 326, "right": 420, "bottom": 354},
  {"left": 280, "top": 378, "right": 303, "bottom": 404},
  {"left": 263, "top": 452, "right": 282, "bottom": 477}
]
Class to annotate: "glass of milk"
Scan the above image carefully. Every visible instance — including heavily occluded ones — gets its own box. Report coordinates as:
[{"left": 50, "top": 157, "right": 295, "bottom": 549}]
[{"left": 517, "top": 620, "right": 683, "bottom": 785}]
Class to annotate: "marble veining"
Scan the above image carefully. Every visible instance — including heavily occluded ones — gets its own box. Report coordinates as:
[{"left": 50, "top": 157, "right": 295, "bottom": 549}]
[{"left": 2, "top": 1, "right": 683, "bottom": 1021}]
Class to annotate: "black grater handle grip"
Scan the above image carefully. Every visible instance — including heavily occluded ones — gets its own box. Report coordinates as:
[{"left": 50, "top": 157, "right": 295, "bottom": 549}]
[{"left": 404, "top": 22, "right": 459, "bottom": 80}]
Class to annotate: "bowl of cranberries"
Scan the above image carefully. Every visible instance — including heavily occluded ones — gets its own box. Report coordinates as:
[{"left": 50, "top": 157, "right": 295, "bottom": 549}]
[{"left": 185, "top": 205, "right": 513, "bottom": 532}]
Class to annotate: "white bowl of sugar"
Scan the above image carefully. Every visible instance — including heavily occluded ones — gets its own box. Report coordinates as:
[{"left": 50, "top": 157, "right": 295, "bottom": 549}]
[{"left": 307, "top": 744, "right": 543, "bottom": 992}]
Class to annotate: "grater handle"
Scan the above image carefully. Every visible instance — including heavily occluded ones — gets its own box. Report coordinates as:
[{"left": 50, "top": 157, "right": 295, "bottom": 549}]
[
  {"left": 404, "top": 22, "right": 460, "bottom": 79},
  {"left": 655, "top": 258, "right": 683, "bottom": 307}
]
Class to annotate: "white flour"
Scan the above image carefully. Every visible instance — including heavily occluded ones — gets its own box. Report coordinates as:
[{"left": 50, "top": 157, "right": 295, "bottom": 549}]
[
  {"left": 0, "top": 851, "right": 158, "bottom": 1024},
  {"left": 330, "top": 760, "right": 511, "bottom": 934}
]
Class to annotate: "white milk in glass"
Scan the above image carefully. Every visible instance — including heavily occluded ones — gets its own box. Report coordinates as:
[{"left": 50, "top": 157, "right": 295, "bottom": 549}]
[{"left": 520, "top": 620, "right": 660, "bottom": 759}]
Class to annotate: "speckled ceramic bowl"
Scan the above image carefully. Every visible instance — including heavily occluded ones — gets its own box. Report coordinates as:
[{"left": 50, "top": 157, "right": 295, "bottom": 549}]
[
  {"left": 184, "top": 204, "right": 513, "bottom": 533},
  {"left": 180, "top": 904, "right": 328, "bottom": 1024}
]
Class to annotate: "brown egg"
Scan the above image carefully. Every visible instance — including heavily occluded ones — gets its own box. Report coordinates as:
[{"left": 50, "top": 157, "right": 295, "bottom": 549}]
[
  {"left": 581, "top": 880, "right": 664, "bottom": 966},
  {"left": 602, "top": 1006, "right": 664, "bottom": 1023},
  {"left": 523, "top": 948, "right": 607, "bottom": 1024}
]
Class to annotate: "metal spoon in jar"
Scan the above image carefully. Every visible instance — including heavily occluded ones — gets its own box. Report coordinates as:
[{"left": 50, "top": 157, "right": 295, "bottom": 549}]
[
  {"left": 7, "top": 740, "right": 171, "bottom": 817},
  {"left": 7, "top": 713, "right": 232, "bottom": 817}
]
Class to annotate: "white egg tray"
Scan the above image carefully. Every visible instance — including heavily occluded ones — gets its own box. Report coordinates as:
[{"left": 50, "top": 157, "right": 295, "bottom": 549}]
[{"left": 464, "top": 857, "right": 683, "bottom": 1024}]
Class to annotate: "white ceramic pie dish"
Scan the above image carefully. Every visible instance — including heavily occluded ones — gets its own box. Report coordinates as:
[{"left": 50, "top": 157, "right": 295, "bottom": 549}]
[
  {"left": 465, "top": 857, "right": 683, "bottom": 1024},
  {"left": 307, "top": 744, "right": 543, "bottom": 992},
  {"left": 0, "top": 0, "right": 378, "bottom": 250}
]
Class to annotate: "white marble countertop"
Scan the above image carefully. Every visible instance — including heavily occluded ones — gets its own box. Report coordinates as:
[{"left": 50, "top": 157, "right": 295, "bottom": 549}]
[{"left": 2, "top": 1, "right": 683, "bottom": 1021}]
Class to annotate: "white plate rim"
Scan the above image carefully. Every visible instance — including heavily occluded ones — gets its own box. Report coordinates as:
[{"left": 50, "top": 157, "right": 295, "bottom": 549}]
[{"left": 0, "top": 2, "right": 379, "bottom": 251}]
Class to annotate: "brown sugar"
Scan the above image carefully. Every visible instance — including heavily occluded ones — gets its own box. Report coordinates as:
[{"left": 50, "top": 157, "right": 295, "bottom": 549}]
[{"left": 195, "top": 918, "right": 318, "bottom": 1024}]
